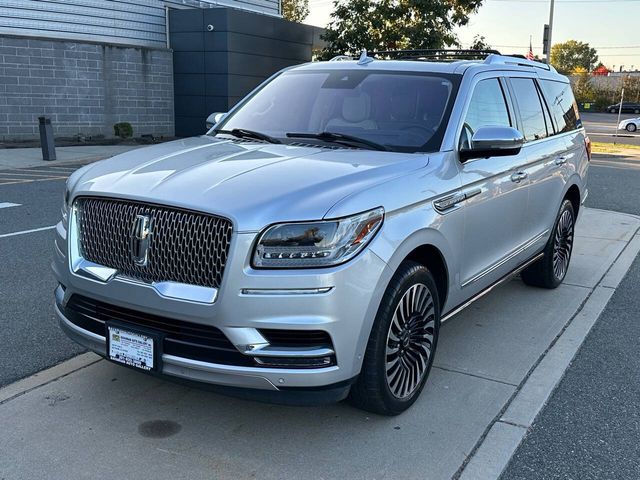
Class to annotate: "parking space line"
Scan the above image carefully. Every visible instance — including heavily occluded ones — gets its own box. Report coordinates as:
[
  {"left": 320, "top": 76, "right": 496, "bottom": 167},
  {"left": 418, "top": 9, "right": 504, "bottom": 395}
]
[
  {"left": 0, "top": 177, "right": 67, "bottom": 186},
  {"left": 8, "top": 168, "right": 76, "bottom": 174},
  {"left": 48, "top": 165, "right": 85, "bottom": 170},
  {"left": 0, "top": 202, "right": 21, "bottom": 209},
  {"left": 0, "top": 225, "right": 55, "bottom": 239},
  {"left": 0, "top": 172, "right": 67, "bottom": 177}
]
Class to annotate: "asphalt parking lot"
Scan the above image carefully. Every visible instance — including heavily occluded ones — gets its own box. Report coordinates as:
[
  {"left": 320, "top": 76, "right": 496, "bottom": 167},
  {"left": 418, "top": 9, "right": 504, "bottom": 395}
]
[{"left": 2, "top": 147, "right": 640, "bottom": 479}]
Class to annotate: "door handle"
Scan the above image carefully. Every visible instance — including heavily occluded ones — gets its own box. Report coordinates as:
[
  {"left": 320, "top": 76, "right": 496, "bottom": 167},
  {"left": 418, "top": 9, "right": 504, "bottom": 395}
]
[
  {"left": 555, "top": 156, "right": 567, "bottom": 166},
  {"left": 510, "top": 172, "right": 528, "bottom": 183}
]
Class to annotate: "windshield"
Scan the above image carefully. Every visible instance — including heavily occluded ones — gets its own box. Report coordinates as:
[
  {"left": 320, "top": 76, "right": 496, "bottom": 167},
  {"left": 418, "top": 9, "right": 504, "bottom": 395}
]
[{"left": 215, "top": 69, "right": 459, "bottom": 153}]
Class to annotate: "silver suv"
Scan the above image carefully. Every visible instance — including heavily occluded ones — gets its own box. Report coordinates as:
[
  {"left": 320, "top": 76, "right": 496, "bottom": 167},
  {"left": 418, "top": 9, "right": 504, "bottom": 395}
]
[{"left": 53, "top": 51, "right": 589, "bottom": 415}]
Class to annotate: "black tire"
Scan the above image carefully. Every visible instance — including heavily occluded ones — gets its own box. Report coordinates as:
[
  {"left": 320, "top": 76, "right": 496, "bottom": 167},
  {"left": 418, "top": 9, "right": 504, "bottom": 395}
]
[
  {"left": 521, "top": 199, "right": 575, "bottom": 289},
  {"left": 348, "top": 261, "right": 440, "bottom": 415},
  {"left": 626, "top": 123, "right": 637, "bottom": 133}
]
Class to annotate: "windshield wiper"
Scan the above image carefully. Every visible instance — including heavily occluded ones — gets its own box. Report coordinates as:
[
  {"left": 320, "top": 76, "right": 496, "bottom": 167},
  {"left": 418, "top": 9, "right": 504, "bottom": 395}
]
[
  {"left": 215, "top": 128, "right": 281, "bottom": 144},
  {"left": 286, "top": 131, "right": 388, "bottom": 151}
]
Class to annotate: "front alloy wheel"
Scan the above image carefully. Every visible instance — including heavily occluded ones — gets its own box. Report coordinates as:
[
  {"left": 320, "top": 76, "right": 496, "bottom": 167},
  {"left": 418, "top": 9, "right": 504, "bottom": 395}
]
[
  {"left": 349, "top": 261, "right": 440, "bottom": 415},
  {"left": 385, "top": 283, "right": 436, "bottom": 399}
]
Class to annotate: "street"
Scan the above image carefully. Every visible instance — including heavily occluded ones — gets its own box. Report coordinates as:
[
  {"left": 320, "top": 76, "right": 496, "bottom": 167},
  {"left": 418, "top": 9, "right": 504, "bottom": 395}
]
[
  {"left": 0, "top": 164, "right": 86, "bottom": 388},
  {"left": 581, "top": 111, "right": 640, "bottom": 147}
]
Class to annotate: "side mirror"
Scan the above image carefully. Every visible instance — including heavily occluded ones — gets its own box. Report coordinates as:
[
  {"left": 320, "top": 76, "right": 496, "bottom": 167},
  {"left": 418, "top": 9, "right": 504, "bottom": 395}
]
[
  {"left": 460, "top": 126, "right": 524, "bottom": 162},
  {"left": 206, "top": 112, "right": 227, "bottom": 130}
]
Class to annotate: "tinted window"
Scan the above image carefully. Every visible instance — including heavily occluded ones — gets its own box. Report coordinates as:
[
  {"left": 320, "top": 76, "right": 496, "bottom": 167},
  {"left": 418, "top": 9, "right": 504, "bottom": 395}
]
[
  {"left": 540, "top": 80, "right": 581, "bottom": 133},
  {"left": 217, "top": 70, "right": 457, "bottom": 153},
  {"left": 460, "top": 78, "right": 511, "bottom": 150},
  {"left": 510, "top": 78, "right": 549, "bottom": 141}
]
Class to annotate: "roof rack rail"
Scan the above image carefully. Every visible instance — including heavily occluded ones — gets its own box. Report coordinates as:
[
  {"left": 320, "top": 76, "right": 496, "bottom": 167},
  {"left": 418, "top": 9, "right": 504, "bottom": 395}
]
[
  {"left": 330, "top": 49, "right": 501, "bottom": 62},
  {"left": 484, "top": 54, "right": 556, "bottom": 72},
  {"left": 371, "top": 49, "right": 501, "bottom": 61},
  {"left": 329, "top": 55, "right": 354, "bottom": 62}
]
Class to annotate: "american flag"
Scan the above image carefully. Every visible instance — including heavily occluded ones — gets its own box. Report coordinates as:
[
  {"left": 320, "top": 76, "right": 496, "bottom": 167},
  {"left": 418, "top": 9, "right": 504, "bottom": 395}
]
[{"left": 526, "top": 38, "right": 534, "bottom": 60}]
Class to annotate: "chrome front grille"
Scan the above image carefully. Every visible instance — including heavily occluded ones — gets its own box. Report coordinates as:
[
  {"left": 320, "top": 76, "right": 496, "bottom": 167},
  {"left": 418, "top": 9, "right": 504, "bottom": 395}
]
[{"left": 75, "top": 197, "right": 233, "bottom": 289}]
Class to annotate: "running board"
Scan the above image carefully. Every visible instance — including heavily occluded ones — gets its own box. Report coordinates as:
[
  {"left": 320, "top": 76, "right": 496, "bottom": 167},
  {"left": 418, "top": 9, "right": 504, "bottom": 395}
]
[{"left": 441, "top": 252, "right": 544, "bottom": 323}]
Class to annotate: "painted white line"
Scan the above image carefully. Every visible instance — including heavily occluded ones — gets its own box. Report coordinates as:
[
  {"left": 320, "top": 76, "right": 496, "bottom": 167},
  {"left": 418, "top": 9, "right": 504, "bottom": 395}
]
[
  {"left": 0, "top": 225, "right": 55, "bottom": 239},
  {"left": 0, "top": 202, "right": 21, "bottom": 209}
]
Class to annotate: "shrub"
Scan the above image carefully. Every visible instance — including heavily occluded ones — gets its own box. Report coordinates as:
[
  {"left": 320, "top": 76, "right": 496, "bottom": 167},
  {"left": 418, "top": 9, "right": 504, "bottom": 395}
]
[{"left": 113, "top": 122, "right": 133, "bottom": 139}]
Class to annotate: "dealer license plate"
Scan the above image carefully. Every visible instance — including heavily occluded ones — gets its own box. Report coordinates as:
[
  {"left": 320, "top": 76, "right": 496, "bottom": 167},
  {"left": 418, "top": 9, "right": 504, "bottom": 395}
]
[{"left": 107, "top": 325, "right": 156, "bottom": 371}]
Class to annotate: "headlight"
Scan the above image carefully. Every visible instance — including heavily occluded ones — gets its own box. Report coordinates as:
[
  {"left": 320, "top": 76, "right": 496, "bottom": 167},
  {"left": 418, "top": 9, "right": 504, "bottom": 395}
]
[{"left": 252, "top": 207, "right": 384, "bottom": 268}]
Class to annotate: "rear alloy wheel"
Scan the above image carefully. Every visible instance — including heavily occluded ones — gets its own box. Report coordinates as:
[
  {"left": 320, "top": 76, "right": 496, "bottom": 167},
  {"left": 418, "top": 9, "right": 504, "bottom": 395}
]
[
  {"left": 349, "top": 261, "right": 440, "bottom": 415},
  {"left": 626, "top": 123, "right": 638, "bottom": 133},
  {"left": 522, "top": 199, "right": 575, "bottom": 289}
]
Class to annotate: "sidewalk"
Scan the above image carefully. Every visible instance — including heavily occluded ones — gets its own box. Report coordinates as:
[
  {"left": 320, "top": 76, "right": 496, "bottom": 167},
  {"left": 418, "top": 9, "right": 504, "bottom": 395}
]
[
  {"left": 1, "top": 208, "right": 639, "bottom": 480},
  {"left": 0, "top": 145, "right": 142, "bottom": 170}
]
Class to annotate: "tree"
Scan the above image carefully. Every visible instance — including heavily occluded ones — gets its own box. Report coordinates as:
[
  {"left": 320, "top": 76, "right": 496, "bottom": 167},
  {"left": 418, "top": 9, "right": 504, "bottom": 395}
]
[
  {"left": 550, "top": 40, "right": 598, "bottom": 74},
  {"left": 282, "top": 0, "right": 309, "bottom": 22},
  {"left": 320, "top": 0, "right": 483, "bottom": 59},
  {"left": 470, "top": 35, "right": 491, "bottom": 51},
  {"left": 571, "top": 68, "right": 595, "bottom": 104}
]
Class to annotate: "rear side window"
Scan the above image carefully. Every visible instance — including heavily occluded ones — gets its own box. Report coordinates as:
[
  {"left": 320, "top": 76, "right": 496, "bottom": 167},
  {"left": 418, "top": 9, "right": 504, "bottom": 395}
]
[
  {"left": 510, "top": 78, "right": 549, "bottom": 142},
  {"left": 460, "top": 78, "right": 511, "bottom": 149},
  {"left": 539, "top": 80, "right": 581, "bottom": 133}
]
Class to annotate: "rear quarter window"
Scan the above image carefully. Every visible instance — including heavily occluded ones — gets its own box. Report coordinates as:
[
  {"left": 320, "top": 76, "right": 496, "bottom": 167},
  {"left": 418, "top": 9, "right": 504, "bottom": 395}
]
[
  {"left": 539, "top": 80, "right": 581, "bottom": 133},
  {"left": 510, "top": 78, "right": 549, "bottom": 142}
]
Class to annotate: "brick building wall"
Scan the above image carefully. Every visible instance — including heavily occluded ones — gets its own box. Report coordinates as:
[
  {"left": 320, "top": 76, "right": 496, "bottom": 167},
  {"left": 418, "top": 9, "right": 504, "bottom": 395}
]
[{"left": 0, "top": 36, "right": 174, "bottom": 140}]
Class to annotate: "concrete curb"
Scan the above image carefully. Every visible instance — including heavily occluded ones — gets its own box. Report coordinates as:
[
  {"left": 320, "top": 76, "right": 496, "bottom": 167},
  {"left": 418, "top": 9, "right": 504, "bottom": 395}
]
[
  {"left": 458, "top": 220, "right": 640, "bottom": 479},
  {"left": 0, "top": 352, "right": 101, "bottom": 405}
]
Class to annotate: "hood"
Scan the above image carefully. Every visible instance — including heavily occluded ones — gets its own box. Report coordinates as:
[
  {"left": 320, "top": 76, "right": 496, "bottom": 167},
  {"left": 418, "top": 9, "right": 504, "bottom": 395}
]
[{"left": 71, "top": 136, "right": 428, "bottom": 231}]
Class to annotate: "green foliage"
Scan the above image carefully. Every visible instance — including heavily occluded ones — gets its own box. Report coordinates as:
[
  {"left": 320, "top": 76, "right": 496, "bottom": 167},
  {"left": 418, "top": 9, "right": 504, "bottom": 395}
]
[
  {"left": 470, "top": 35, "right": 491, "bottom": 51},
  {"left": 551, "top": 40, "right": 598, "bottom": 74},
  {"left": 113, "top": 122, "right": 133, "bottom": 139},
  {"left": 319, "top": 0, "right": 483, "bottom": 60},
  {"left": 571, "top": 74, "right": 640, "bottom": 111},
  {"left": 282, "top": 0, "right": 309, "bottom": 22}
]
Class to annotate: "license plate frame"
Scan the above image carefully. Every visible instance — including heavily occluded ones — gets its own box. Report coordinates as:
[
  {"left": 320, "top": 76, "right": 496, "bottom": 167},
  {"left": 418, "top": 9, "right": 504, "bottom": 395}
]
[{"left": 105, "top": 321, "right": 163, "bottom": 373}]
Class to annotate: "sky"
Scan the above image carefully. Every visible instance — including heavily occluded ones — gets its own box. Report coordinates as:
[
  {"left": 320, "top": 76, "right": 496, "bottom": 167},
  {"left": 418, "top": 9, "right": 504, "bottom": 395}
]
[{"left": 304, "top": 0, "right": 640, "bottom": 71}]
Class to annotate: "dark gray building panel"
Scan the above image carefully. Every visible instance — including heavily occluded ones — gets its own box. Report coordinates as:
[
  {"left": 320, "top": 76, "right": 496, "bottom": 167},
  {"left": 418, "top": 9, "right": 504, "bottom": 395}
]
[{"left": 170, "top": 7, "right": 316, "bottom": 137}]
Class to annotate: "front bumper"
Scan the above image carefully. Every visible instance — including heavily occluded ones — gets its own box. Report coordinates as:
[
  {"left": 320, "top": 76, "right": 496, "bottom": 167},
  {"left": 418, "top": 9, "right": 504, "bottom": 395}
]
[{"left": 53, "top": 218, "right": 392, "bottom": 394}]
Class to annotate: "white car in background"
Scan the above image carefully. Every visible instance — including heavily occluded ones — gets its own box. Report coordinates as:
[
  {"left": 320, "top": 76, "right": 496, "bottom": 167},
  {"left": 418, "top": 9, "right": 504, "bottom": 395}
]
[{"left": 618, "top": 117, "right": 639, "bottom": 133}]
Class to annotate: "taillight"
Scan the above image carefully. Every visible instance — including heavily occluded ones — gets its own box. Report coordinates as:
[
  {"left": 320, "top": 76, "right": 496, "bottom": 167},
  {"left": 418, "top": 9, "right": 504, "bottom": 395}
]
[{"left": 585, "top": 136, "right": 592, "bottom": 161}]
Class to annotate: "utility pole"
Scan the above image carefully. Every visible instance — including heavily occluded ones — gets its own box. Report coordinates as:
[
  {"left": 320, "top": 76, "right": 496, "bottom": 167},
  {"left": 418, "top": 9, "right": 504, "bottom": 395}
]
[
  {"left": 614, "top": 78, "right": 625, "bottom": 145},
  {"left": 546, "top": 0, "right": 555, "bottom": 64}
]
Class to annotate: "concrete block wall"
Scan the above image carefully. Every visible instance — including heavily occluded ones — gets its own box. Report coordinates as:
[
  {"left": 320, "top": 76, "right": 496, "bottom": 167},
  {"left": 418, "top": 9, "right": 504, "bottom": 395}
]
[{"left": 0, "top": 35, "right": 174, "bottom": 140}]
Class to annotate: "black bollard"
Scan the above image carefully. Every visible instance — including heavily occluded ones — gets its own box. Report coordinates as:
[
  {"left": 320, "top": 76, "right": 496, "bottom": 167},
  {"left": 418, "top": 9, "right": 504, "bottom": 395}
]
[{"left": 38, "top": 116, "right": 56, "bottom": 161}]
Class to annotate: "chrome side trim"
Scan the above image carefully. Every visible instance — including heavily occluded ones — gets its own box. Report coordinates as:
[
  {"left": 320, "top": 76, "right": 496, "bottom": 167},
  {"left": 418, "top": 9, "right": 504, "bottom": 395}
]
[
  {"left": 461, "top": 229, "right": 549, "bottom": 287},
  {"left": 433, "top": 188, "right": 481, "bottom": 214},
  {"left": 443, "top": 252, "right": 544, "bottom": 323},
  {"left": 240, "top": 287, "right": 333, "bottom": 296}
]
